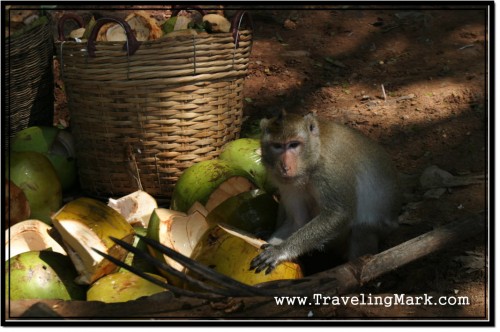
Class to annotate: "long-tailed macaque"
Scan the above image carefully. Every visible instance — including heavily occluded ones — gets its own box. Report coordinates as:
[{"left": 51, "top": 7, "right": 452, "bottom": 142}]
[{"left": 250, "top": 110, "right": 401, "bottom": 274}]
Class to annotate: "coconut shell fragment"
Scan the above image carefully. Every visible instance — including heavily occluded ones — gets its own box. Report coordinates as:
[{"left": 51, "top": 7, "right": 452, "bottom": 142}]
[
  {"left": 51, "top": 197, "right": 135, "bottom": 285},
  {"left": 5, "top": 219, "right": 66, "bottom": 260},
  {"left": 5, "top": 180, "right": 30, "bottom": 229},
  {"left": 189, "top": 225, "right": 303, "bottom": 287}
]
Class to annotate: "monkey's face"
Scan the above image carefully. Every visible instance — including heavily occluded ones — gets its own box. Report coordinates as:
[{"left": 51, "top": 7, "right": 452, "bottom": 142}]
[{"left": 260, "top": 112, "right": 320, "bottom": 185}]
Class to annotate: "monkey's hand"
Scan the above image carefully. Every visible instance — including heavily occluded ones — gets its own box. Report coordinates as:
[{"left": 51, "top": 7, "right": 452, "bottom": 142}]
[{"left": 250, "top": 244, "right": 289, "bottom": 275}]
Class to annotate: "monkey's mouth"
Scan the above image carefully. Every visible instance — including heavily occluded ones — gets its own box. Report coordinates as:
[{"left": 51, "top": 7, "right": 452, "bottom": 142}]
[{"left": 276, "top": 172, "right": 302, "bottom": 184}]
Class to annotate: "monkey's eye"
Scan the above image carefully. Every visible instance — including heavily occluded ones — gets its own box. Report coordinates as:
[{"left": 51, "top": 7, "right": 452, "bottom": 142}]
[
  {"left": 288, "top": 141, "right": 301, "bottom": 149},
  {"left": 271, "top": 143, "right": 283, "bottom": 151}
]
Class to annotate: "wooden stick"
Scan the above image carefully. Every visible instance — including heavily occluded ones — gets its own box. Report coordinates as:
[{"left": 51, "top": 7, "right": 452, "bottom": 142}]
[{"left": 260, "top": 213, "right": 485, "bottom": 296}]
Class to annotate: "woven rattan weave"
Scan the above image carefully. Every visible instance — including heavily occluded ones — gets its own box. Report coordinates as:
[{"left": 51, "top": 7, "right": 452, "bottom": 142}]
[
  {"left": 5, "top": 17, "right": 54, "bottom": 147},
  {"left": 57, "top": 11, "right": 252, "bottom": 201}
]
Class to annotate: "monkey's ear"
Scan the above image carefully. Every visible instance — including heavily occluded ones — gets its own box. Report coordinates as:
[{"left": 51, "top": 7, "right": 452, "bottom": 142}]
[{"left": 304, "top": 113, "right": 319, "bottom": 136}]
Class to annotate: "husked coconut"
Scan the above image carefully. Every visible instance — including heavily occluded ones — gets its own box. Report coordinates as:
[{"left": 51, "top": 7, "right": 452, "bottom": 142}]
[
  {"left": 124, "top": 10, "right": 163, "bottom": 41},
  {"left": 96, "top": 11, "right": 162, "bottom": 42},
  {"left": 203, "top": 14, "right": 231, "bottom": 33},
  {"left": 108, "top": 190, "right": 158, "bottom": 228},
  {"left": 147, "top": 207, "right": 210, "bottom": 273}
]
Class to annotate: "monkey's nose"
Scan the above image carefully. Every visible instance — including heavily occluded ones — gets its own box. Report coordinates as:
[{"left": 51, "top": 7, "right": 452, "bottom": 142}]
[{"left": 280, "top": 164, "right": 290, "bottom": 175}]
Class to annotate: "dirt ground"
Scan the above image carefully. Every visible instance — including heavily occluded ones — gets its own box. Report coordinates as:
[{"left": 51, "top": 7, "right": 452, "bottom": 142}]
[
  {"left": 50, "top": 5, "right": 489, "bottom": 320},
  {"left": 239, "top": 7, "right": 488, "bottom": 319}
]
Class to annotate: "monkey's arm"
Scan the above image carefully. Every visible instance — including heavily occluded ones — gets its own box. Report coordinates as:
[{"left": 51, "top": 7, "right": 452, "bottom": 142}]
[{"left": 250, "top": 209, "right": 349, "bottom": 274}]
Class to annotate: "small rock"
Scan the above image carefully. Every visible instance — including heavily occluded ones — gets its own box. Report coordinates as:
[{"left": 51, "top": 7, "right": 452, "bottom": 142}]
[
  {"left": 423, "top": 187, "right": 447, "bottom": 199},
  {"left": 419, "top": 165, "right": 454, "bottom": 189},
  {"left": 283, "top": 19, "right": 297, "bottom": 30}
]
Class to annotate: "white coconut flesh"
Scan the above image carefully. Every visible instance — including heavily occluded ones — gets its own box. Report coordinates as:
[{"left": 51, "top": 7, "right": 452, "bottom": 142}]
[
  {"left": 152, "top": 208, "right": 209, "bottom": 272},
  {"left": 108, "top": 190, "right": 158, "bottom": 228},
  {"left": 205, "top": 176, "right": 256, "bottom": 212},
  {"left": 54, "top": 220, "right": 107, "bottom": 272},
  {"left": 5, "top": 219, "right": 66, "bottom": 260}
]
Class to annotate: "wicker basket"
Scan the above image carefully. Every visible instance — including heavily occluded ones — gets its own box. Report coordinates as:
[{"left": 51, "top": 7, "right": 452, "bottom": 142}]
[
  {"left": 5, "top": 16, "right": 54, "bottom": 147},
  {"left": 56, "top": 10, "right": 253, "bottom": 202}
]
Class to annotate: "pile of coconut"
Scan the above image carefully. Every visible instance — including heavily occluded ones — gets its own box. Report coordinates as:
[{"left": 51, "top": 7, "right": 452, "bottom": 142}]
[
  {"left": 6, "top": 137, "right": 302, "bottom": 303},
  {"left": 69, "top": 10, "right": 232, "bottom": 42}
]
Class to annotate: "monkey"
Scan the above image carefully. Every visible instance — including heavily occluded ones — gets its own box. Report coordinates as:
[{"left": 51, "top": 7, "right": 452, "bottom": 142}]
[{"left": 250, "top": 110, "right": 402, "bottom": 274}]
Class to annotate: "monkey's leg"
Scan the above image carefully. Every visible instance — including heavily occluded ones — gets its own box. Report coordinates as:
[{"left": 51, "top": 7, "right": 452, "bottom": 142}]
[{"left": 250, "top": 210, "right": 349, "bottom": 274}]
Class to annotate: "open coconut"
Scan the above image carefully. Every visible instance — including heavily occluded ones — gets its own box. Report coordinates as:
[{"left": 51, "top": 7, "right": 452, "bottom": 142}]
[
  {"left": 188, "top": 225, "right": 303, "bottom": 287},
  {"left": 204, "top": 176, "right": 256, "bottom": 213},
  {"left": 5, "top": 219, "right": 66, "bottom": 260},
  {"left": 97, "top": 11, "right": 162, "bottom": 42},
  {"left": 108, "top": 190, "right": 158, "bottom": 228},
  {"left": 51, "top": 197, "right": 135, "bottom": 285},
  {"left": 206, "top": 189, "right": 278, "bottom": 238},
  {"left": 87, "top": 271, "right": 168, "bottom": 303},
  {"left": 146, "top": 203, "right": 210, "bottom": 278},
  {"left": 170, "top": 159, "right": 256, "bottom": 213}
]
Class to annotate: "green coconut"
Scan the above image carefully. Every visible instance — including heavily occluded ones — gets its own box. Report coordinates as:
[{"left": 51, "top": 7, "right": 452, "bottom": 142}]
[
  {"left": 11, "top": 126, "right": 77, "bottom": 191},
  {"left": 206, "top": 189, "right": 278, "bottom": 238},
  {"left": 170, "top": 159, "right": 254, "bottom": 213},
  {"left": 86, "top": 271, "right": 168, "bottom": 303},
  {"left": 5, "top": 251, "right": 86, "bottom": 301},
  {"left": 7, "top": 151, "right": 62, "bottom": 225},
  {"left": 219, "top": 138, "right": 272, "bottom": 191}
]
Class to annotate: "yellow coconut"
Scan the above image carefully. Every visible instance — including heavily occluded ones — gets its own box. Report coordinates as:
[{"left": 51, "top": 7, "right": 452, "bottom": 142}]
[
  {"left": 51, "top": 197, "right": 135, "bottom": 285},
  {"left": 87, "top": 271, "right": 168, "bottom": 303},
  {"left": 188, "top": 225, "right": 303, "bottom": 287}
]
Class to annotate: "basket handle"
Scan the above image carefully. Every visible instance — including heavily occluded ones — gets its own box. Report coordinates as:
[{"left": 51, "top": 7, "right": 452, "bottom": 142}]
[
  {"left": 57, "top": 13, "right": 85, "bottom": 41},
  {"left": 87, "top": 17, "right": 141, "bottom": 57},
  {"left": 230, "top": 10, "right": 253, "bottom": 48}
]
